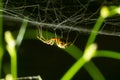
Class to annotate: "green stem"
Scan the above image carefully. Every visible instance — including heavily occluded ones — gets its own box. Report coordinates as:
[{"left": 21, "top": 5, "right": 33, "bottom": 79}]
[
  {"left": 61, "top": 57, "right": 85, "bottom": 80},
  {"left": 11, "top": 50, "right": 17, "bottom": 79},
  {"left": 6, "top": 46, "right": 17, "bottom": 80},
  {"left": 95, "top": 50, "right": 120, "bottom": 59},
  {"left": 64, "top": 46, "right": 105, "bottom": 80},
  {"left": 0, "top": 57, "right": 3, "bottom": 78},
  {"left": 5, "top": 31, "right": 17, "bottom": 80},
  {"left": 86, "top": 16, "right": 104, "bottom": 47},
  {"left": 61, "top": 44, "right": 104, "bottom": 80},
  {"left": 16, "top": 18, "right": 28, "bottom": 47},
  {"left": 84, "top": 62, "right": 105, "bottom": 80},
  {"left": 0, "top": 0, "right": 3, "bottom": 78}
]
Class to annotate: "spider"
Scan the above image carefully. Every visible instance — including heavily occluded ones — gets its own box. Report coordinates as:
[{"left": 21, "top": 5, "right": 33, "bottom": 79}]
[
  {"left": 37, "top": 26, "right": 77, "bottom": 49},
  {"left": 37, "top": 36, "right": 69, "bottom": 48}
]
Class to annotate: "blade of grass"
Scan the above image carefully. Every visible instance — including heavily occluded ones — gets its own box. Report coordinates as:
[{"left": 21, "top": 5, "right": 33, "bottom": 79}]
[
  {"left": 16, "top": 18, "right": 28, "bottom": 48},
  {"left": 0, "top": 0, "right": 3, "bottom": 78},
  {"left": 64, "top": 45, "right": 83, "bottom": 59}
]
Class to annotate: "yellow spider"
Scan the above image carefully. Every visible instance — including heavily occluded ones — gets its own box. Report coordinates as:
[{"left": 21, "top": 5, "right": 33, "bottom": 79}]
[
  {"left": 37, "top": 36, "right": 69, "bottom": 48},
  {"left": 37, "top": 26, "right": 70, "bottom": 49}
]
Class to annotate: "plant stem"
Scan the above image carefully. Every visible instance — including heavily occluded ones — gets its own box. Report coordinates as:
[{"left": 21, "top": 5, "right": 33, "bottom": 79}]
[
  {"left": 95, "top": 50, "right": 120, "bottom": 59},
  {"left": 61, "top": 57, "right": 85, "bottom": 80},
  {"left": 5, "top": 31, "right": 17, "bottom": 80},
  {"left": 6, "top": 47, "right": 17, "bottom": 79},
  {"left": 86, "top": 16, "right": 104, "bottom": 47},
  {"left": 61, "top": 44, "right": 98, "bottom": 80},
  {"left": 11, "top": 50, "right": 17, "bottom": 79},
  {"left": 0, "top": 0, "right": 3, "bottom": 78},
  {"left": 16, "top": 18, "right": 28, "bottom": 47}
]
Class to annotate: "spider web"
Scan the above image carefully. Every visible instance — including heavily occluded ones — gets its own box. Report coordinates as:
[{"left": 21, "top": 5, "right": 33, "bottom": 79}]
[
  {"left": 2, "top": 0, "right": 120, "bottom": 37},
  {"left": 1, "top": 0, "right": 120, "bottom": 79}
]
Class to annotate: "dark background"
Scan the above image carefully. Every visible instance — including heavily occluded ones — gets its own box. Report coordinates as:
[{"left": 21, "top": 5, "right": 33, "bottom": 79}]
[{"left": 2, "top": 0, "right": 120, "bottom": 80}]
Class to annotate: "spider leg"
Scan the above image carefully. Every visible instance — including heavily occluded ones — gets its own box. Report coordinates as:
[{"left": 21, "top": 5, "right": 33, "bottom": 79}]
[
  {"left": 47, "top": 39, "right": 55, "bottom": 45},
  {"left": 70, "top": 33, "right": 79, "bottom": 45},
  {"left": 37, "top": 26, "right": 49, "bottom": 44},
  {"left": 37, "top": 33, "right": 55, "bottom": 45},
  {"left": 37, "top": 26, "right": 57, "bottom": 46}
]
